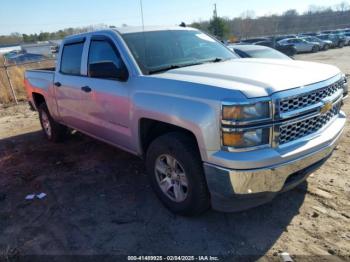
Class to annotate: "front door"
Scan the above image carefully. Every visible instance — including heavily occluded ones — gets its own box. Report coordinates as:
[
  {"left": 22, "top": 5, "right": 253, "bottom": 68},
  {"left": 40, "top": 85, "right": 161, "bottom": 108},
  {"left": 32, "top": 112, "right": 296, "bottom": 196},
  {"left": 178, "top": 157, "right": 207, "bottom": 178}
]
[{"left": 78, "top": 36, "right": 132, "bottom": 150}]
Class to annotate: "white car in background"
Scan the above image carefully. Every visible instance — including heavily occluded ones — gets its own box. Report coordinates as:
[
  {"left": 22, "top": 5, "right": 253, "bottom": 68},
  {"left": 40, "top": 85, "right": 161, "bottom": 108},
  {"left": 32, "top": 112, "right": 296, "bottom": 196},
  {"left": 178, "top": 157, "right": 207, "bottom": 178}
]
[
  {"left": 227, "top": 44, "right": 292, "bottom": 60},
  {"left": 300, "top": 36, "right": 333, "bottom": 50},
  {"left": 278, "top": 38, "right": 321, "bottom": 53}
]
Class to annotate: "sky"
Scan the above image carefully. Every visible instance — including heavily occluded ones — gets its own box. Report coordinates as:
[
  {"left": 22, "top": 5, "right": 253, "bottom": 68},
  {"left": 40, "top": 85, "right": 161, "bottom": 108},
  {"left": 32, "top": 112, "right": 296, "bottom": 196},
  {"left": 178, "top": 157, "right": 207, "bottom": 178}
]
[{"left": 0, "top": 0, "right": 342, "bottom": 35}]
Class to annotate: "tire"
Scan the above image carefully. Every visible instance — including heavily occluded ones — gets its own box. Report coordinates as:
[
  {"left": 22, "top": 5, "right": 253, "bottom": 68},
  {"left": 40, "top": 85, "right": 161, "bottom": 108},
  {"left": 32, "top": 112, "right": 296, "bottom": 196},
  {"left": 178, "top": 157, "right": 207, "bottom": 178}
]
[
  {"left": 312, "top": 45, "right": 319, "bottom": 53},
  {"left": 38, "top": 103, "right": 68, "bottom": 142},
  {"left": 338, "top": 42, "right": 344, "bottom": 48},
  {"left": 323, "top": 44, "right": 329, "bottom": 51},
  {"left": 146, "top": 132, "right": 210, "bottom": 216}
]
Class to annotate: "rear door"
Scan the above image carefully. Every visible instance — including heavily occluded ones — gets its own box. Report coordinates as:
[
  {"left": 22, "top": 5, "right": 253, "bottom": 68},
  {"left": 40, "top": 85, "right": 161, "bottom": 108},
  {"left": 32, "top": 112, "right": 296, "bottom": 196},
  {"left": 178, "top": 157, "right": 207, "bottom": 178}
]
[
  {"left": 77, "top": 35, "right": 132, "bottom": 150},
  {"left": 54, "top": 38, "right": 88, "bottom": 130}
]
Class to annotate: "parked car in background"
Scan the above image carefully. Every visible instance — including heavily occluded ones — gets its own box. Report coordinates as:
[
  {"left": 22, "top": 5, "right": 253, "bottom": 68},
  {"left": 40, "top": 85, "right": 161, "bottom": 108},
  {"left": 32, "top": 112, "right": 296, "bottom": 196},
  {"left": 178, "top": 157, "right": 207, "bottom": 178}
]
[
  {"left": 278, "top": 38, "right": 320, "bottom": 53},
  {"left": 6, "top": 53, "right": 47, "bottom": 64},
  {"left": 274, "top": 35, "right": 297, "bottom": 42},
  {"left": 240, "top": 38, "right": 268, "bottom": 44},
  {"left": 336, "top": 33, "right": 350, "bottom": 46},
  {"left": 255, "top": 39, "right": 297, "bottom": 57},
  {"left": 300, "top": 36, "right": 332, "bottom": 50},
  {"left": 239, "top": 37, "right": 297, "bottom": 56},
  {"left": 344, "top": 33, "right": 350, "bottom": 45},
  {"left": 317, "top": 34, "right": 345, "bottom": 48},
  {"left": 298, "top": 32, "right": 318, "bottom": 37},
  {"left": 321, "top": 30, "right": 336, "bottom": 34},
  {"left": 4, "top": 50, "right": 22, "bottom": 59},
  {"left": 228, "top": 44, "right": 292, "bottom": 60}
]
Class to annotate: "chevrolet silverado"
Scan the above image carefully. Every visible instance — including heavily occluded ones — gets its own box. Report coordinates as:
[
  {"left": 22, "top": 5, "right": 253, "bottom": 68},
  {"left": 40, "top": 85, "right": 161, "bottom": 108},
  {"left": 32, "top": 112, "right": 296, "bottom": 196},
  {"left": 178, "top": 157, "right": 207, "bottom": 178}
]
[{"left": 24, "top": 27, "right": 348, "bottom": 216}]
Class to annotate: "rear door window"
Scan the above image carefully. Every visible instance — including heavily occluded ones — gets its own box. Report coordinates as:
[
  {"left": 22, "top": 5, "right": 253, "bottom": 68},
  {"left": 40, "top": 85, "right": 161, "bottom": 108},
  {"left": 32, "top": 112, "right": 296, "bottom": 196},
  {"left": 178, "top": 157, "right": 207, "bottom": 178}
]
[{"left": 60, "top": 42, "right": 84, "bottom": 75}]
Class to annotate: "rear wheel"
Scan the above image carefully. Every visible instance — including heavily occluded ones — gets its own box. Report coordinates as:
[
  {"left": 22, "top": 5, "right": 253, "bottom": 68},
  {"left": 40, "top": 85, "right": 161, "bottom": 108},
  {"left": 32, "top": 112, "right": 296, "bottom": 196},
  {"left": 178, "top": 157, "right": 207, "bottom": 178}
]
[
  {"left": 312, "top": 45, "right": 319, "bottom": 53},
  {"left": 146, "top": 132, "right": 210, "bottom": 216},
  {"left": 38, "top": 103, "right": 68, "bottom": 142}
]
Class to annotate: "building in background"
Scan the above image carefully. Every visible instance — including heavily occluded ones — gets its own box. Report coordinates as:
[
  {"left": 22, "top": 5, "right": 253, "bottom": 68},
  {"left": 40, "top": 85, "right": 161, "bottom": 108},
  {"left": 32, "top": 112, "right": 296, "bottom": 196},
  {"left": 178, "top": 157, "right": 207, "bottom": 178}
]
[{"left": 0, "top": 44, "right": 21, "bottom": 54}]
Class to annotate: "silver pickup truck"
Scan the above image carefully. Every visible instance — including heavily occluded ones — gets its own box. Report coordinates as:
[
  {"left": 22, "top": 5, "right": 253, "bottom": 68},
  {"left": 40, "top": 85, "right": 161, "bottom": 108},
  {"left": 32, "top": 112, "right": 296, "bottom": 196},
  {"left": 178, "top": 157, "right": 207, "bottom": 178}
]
[{"left": 25, "top": 26, "right": 348, "bottom": 216}]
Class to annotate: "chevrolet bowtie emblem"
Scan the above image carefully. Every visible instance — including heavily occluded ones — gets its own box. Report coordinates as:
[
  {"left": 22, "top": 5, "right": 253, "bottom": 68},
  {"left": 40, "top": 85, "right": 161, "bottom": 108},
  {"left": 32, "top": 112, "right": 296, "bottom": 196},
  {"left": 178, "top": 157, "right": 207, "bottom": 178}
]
[{"left": 320, "top": 101, "right": 333, "bottom": 115}]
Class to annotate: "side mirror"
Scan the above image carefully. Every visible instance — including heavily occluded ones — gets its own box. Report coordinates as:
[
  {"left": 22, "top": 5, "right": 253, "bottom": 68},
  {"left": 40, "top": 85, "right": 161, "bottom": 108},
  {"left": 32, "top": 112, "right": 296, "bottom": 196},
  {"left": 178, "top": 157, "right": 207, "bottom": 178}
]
[{"left": 89, "top": 61, "right": 128, "bottom": 81}]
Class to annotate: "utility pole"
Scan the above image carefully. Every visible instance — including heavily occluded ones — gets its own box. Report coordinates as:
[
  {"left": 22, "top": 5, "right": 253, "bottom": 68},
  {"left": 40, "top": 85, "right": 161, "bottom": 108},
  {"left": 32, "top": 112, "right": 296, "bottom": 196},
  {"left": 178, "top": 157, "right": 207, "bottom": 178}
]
[
  {"left": 212, "top": 3, "right": 219, "bottom": 38},
  {"left": 213, "top": 3, "right": 218, "bottom": 18}
]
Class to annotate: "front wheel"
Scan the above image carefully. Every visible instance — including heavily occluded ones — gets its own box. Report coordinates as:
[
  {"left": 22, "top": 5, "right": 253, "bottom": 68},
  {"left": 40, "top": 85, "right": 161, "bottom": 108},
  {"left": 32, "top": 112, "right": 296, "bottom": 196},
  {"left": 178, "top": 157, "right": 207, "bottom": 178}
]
[
  {"left": 38, "top": 103, "right": 68, "bottom": 142},
  {"left": 146, "top": 132, "right": 210, "bottom": 216}
]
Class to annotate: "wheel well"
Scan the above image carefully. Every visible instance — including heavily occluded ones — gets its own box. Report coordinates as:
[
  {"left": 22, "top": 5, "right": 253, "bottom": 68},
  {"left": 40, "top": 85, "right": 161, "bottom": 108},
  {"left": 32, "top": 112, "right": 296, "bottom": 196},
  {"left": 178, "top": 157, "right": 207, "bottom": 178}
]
[
  {"left": 140, "top": 118, "right": 199, "bottom": 156},
  {"left": 32, "top": 93, "right": 46, "bottom": 108}
]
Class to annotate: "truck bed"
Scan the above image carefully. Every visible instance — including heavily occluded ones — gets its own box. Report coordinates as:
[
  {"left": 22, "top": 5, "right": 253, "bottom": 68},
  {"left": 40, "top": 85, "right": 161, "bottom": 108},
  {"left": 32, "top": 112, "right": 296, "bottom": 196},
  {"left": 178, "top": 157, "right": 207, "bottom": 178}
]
[{"left": 25, "top": 69, "right": 55, "bottom": 102}]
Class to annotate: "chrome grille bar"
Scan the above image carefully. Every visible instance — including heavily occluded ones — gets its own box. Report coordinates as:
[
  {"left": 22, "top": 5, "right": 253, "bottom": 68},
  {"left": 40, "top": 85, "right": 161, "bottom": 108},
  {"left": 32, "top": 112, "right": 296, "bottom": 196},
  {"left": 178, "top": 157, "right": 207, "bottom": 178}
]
[
  {"left": 278, "top": 100, "right": 342, "bottom": 145},
  {"left": 279, "top": 79, "right": 343, "bottom": 115},
  {"left": 272, "top": 74, "right": 345, "bottom": 147}
]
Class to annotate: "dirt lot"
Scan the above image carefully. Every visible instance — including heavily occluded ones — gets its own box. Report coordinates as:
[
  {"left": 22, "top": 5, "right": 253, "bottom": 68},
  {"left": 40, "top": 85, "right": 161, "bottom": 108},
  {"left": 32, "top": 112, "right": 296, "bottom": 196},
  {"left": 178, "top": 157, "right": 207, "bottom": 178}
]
[{"left": 0, "top": 48, "right": 350, "bottom": 261}]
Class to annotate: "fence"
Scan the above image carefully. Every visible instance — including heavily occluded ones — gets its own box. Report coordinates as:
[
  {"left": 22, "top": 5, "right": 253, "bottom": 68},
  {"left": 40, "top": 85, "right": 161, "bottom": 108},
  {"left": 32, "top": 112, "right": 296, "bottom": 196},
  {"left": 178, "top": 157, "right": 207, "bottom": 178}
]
[{"left": 0, "top": 55, "right": 55, "bottom": 106}]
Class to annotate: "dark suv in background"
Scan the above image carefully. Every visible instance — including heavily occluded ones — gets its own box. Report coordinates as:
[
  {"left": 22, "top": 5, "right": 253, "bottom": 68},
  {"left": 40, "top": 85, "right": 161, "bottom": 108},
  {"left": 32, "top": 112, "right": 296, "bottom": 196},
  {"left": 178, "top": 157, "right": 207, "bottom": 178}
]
[
  {"left": 240, "top": 37, "right": 297, "bottom": 56},
  {"left": 317, "top": 34, "right": 346, "bottom": 48}
]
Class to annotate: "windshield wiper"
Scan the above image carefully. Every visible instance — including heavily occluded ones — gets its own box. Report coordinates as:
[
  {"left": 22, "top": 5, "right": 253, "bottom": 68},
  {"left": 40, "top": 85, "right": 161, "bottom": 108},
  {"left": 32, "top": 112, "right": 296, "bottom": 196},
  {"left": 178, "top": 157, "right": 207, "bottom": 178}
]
[
  {"left": 148, "top": 62, "right": 205, "bottom": 75},
  {"left": 148, "top": 65, "right": 181, "bottom": 75},
  {"left": 208, "top": 57, "right": 224, "bottom": 63},
  {"left": 202, "top": 57, "right": 230, "bottom": 63},
  {"left": 148, "top": 58, "right": 231, "bottom": 75}
]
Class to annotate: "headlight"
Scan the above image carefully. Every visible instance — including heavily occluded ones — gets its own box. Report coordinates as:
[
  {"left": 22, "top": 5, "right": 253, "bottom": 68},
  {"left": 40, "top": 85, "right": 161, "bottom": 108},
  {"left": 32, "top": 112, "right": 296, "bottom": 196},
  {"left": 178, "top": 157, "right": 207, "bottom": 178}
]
[
  {"left": 221, "top": 100, "right": 272, "bottom": 150},
  {"left": 222, "top": 128, "right": 270, "bottom": 148},
  {"left": 222, "top": 101, "right": 270, "bottom": 122}
]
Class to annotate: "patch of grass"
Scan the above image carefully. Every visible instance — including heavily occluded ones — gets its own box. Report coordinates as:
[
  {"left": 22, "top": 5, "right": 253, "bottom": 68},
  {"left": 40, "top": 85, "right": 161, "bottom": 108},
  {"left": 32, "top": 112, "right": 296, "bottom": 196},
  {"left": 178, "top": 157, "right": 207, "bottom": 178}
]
[{"left": 0, "top": 54, "right": 55, "bottom": 105}]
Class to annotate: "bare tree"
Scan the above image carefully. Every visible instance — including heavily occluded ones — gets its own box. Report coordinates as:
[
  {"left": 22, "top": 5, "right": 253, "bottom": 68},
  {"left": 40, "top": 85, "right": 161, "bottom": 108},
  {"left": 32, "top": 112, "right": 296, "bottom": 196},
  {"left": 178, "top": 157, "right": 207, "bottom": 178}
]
[
  {"left": 239, "top": 10, "right": 255, "bottom": 39},
  {"left": 335, "top": 1, "right": 350, "bottom": 12}
]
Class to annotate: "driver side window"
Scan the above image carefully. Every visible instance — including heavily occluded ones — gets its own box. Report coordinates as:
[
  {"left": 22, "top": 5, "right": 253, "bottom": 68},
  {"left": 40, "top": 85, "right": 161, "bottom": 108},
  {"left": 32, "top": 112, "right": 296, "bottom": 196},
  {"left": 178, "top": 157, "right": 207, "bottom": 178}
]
[{"left": 88, "top": 39, "right": 122, "bottom": 70}]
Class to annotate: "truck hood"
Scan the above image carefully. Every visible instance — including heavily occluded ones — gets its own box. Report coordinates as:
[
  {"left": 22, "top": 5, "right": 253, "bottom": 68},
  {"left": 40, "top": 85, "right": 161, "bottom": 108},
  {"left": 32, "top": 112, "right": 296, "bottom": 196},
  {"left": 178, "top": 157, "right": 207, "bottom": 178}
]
[{"left": 153, "top": 59, "right": 340, "bottom": 98}]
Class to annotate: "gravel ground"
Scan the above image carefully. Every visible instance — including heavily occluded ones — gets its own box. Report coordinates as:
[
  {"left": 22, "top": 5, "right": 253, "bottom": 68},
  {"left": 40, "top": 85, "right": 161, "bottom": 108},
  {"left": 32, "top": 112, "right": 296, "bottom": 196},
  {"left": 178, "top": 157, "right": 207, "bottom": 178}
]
[{"left": 0, "top": 47, "right": 349, "bottom": 261}]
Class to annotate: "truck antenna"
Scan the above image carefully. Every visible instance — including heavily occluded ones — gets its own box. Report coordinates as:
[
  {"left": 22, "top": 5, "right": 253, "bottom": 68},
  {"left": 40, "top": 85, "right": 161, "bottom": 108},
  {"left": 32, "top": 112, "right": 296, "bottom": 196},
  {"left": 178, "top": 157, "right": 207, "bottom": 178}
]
[{"left": 140, "top": 0, "right": 145, "bottom": 31}]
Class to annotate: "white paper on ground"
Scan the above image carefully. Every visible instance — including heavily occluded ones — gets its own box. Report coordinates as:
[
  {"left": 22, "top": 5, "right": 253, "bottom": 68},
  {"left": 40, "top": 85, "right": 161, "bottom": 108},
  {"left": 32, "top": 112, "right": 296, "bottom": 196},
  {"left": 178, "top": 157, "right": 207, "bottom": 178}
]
[
  {"left": 37, "top": 193, "right": 47, "bottom": 199},
  {"left": 25, "top": 194, "right": 36, "bottom": 200}
]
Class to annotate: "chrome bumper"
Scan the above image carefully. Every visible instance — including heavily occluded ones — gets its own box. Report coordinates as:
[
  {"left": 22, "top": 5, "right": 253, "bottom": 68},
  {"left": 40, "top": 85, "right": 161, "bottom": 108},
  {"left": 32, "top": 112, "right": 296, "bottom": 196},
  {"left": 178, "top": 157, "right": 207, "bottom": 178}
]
[{"left": 204, "top": 112, "right": 346, "bottom": 212}]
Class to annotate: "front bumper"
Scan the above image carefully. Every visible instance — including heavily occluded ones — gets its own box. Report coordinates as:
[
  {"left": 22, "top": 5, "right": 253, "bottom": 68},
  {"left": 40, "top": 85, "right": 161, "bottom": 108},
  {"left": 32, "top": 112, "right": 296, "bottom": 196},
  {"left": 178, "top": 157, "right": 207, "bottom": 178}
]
[{"left": 204, "top": 112, "right": 346, "bottom": 212}]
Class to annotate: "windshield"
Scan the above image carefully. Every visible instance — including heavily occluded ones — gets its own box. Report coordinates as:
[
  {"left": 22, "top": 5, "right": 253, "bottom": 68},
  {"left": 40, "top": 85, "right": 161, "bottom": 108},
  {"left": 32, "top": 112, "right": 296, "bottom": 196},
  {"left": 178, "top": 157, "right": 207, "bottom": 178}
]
[{"left": 122, "top": 29, "right": 237, "bottom": 74}]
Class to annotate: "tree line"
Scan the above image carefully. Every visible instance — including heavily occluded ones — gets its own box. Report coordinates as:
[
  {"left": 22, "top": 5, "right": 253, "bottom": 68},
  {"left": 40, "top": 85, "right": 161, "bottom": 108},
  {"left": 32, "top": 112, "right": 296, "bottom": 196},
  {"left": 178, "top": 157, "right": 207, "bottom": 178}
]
[
  {"left": 0, "top": 25, "right": 110, "bottom": 46},
  {"left": 1, "top": 2, "right": 350, "bottom": 45},
  {"left": 191, "top": 2, "right": 350, "bottom": 40}
]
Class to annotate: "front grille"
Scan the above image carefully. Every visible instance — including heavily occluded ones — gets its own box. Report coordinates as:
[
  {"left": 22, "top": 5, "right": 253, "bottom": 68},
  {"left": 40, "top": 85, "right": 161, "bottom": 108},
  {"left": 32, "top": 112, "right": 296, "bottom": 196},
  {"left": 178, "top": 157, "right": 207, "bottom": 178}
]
[
  {"left": 278, "top": 102, "right": 341, "bottom": 145},
  {"left": 279, "top": 79, "right": 343, "bottom": 114}
]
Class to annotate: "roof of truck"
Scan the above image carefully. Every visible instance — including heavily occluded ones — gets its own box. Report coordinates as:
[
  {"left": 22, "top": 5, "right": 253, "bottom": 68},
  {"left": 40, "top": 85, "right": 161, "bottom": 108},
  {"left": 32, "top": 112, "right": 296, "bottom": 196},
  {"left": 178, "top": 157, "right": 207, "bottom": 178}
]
[
  {"left": 114, "top": 26, "right": 197, "bottom": 34},
  {"left": 62, "top": 26, "right": 197, "bottom": 42}
]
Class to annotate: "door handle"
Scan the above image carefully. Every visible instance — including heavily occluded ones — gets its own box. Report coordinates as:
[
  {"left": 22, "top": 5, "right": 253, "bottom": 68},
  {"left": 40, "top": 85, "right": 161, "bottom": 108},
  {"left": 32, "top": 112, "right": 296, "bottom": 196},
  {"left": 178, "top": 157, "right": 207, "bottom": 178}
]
[
  {"left": 81, "top": 86, "right": 92, "bottom": 93},
  {"left": 54, "top": 82, "right": 61, "bottom": 87}
]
